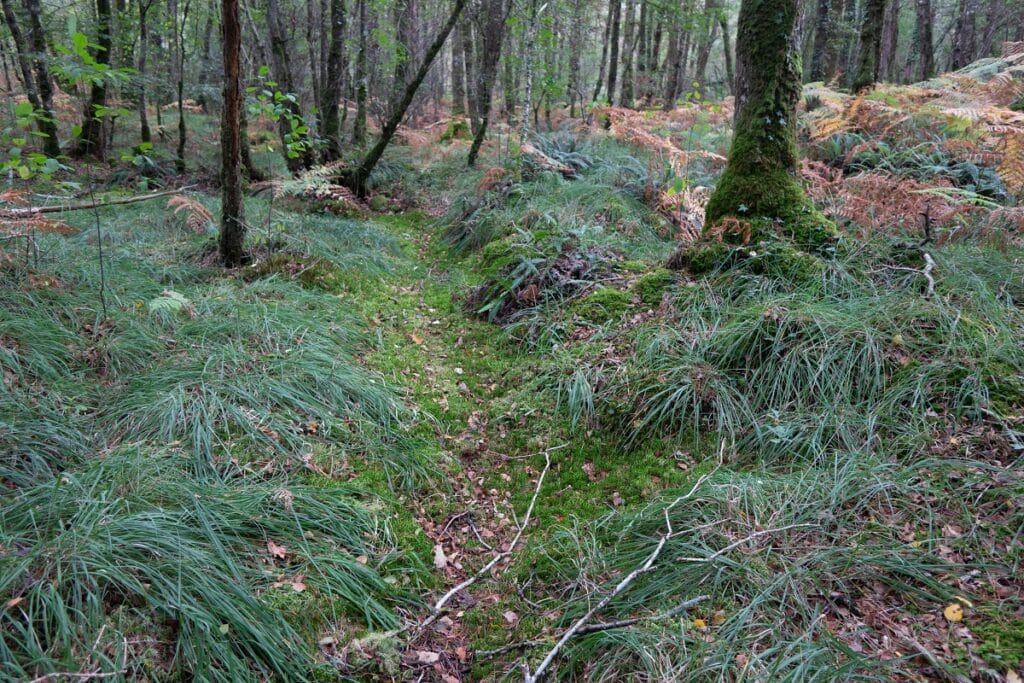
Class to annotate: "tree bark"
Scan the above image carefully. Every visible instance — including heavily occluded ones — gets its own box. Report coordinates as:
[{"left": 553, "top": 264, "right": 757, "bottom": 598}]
[
  {"left": 352, "top": 0, "right": 368, "bottom": 144},
  {"left": 619, "top": 0, "right": 637, "bottom": 105},
  {"left": 808, "top": 0, "right": 833, "bottom": 80},
  {"left": 720, "top": 14, "right": 734, "bottom": 93},
  {"left": 467, "top": 0, "right": 510, "bottom": 166},
  {"left": 703, "top": 0, "right": 834, "bottom": 249},
  {"left": 606, "top": 0, "right": 622, "bottom": 103},
  {"left": 950, "top": 0, "right": 979, "bottom": 69},
  {"left": 452, "top": 17, "right": 467, "bottom": 115},
  {"left": 73, "top": 0, "right": 113, "bottom": 160},
  {"left": 2, "top": 0, "right": 58, "bottom": 157},
  {"left": 136, "top": 0, "right": 152, "bottom": 145},
  {"left": 693, "top": 0, "right": 720, "bottom": 93},
  {"left": 19, "top": 0, "right": 60, "bottom": 156},
  {"left": 322, "top": 0, "right": 347, "bottom": 159},
  {"left": 907, "top": 0, "right": 934, "bottom": 79},
  {"left": 220, "top": 0, "right": 246, "bottom": 267},
  {"left": 592, "top": 2, "right": 613, "bottom": 101},
  {"left": 879, "top": 0, "right": 899, "bottom": 81},
  {"left": 853, "top": 0, "right": 886, "bottom": 91},
  {"left": 347, "top": 0, "right": 467, "bottom": 194},
  {"left": 979, "top": 0, "right": 1004, "bottom": 57},
  {"left": 266, "top": 0, "right": 315, "bottom": 170}
]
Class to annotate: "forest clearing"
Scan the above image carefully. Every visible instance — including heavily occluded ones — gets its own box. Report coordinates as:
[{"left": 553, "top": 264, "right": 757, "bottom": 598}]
[{"left": 1, "top": 0, "right": 1023, "bottom": 680}]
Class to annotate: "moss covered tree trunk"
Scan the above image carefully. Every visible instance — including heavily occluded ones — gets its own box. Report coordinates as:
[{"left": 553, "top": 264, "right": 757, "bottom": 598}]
[
  {"left": 704, "top": 0, "right": 832, "bottom": 243},
  {"left": 853, "top": 0, "right": 886, "bottom": 92}
]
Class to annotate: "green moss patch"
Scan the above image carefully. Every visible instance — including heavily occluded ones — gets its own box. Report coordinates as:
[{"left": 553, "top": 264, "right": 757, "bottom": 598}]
[
  {"left": 574, "top": 287, "right": 631, "bottom": 323},
  {"left": 243, "top": 253, "right": 345, "bottom": 293}
]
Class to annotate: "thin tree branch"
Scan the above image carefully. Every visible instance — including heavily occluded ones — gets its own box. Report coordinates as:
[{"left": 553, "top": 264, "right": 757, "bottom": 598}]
[
  {"left": 675, "top": 523, "right": 817, "bottom": 563},
  {"left": 0, "top": 188, "right": 195, "bottom": 218}
]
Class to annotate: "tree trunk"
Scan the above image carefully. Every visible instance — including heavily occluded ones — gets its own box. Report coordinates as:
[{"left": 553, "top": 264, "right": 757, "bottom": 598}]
[
  {"left": 467, "top": 0, "right": 510, "bottom": 166},
  {"left": 452, "top": 18, "right": 467, "bottom": 115},
  {"left": 520, "top": 0, "right": 540, "bottom": 142},
  {"left": 619, "top": 0, "right": 637, "bottom": 106},
  {"left": 606, "top": 0, "right": 622, "bottom": 104},
  {"left": 808, "top": 0, "right": 833, "bottom": 80},
  {"left": 693, "top": 0, "right": 720, "bottom": 93},
  {"left": 73, "top": 0, "right": 113, "bottom": 160},
  {"left": 322, "top": 0, "right": 346, "bottom": 159},
  {"left": 950, "top": 0, "right": 978, "bottom": 69},
  {"left": 703, "top": 0, "right": 834, "bottom": 249},
  {"left": 720, "top": 14, "right": 734, "bottom": 93},
  {"left": 392, "top": 0, "right": 420, "bottom": 122},
  {"left": 853, "top": 0, "right": 886, "bottom": 91},
  {"left": 220, "top": 0, "right": 246, "bottom": 267},
  {"left": 909, "top": 0, "right": 933, "bottom": 78},
  {"left": 592, "top": 2, "right": 613, "bottom": 101},
  {"left": 979, "top": 0, "right": 1004, "bottom": 57},
  {"left": 267, "top": 0, "right": 315, "bottom": 170},
  {"left": 1, "top": 0, "right": 58, "bottom": 157},
  {"left": 136, "top": 0, "right": 152, "bottom": 145},
  {"left": 173, "top": 0, "right": 190, "bottom": 173},
  {"left": 662, "top": 18, "right": 681, "bottom": 110},
  {"left": 197, "top": 11, "right": 215, "bottom": 110},
  {"left": 879, "top": 0, "right": 899, "bottom": 81},
  {"left": 20, "top": 0, "right": 60, "bottom": 156},
  {"left": 352, "top": 0, "right": 368, "bottom": 145},
  {"left": 348, "top": 0, "right": 467, "bottom": 193}
]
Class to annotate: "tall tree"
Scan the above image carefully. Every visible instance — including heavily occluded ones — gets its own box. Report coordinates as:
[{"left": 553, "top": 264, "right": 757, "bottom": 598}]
[
  {"left": 467, "top": 0, "right": 512, "bottom": 166},
  {"left": 1, "top": 0, "right": 59, "bottom": 157},
  {"left": 352, "top": 0, "right": 368, "bottom": 144},
  {"left": 950, "top": 0, "right": 979, "bottom": 68},
  {"left": 606, "top": 0, "right": 622, "bottom": 103},
  {"left": 619, "top": 0, "right": 637, "bottom": 106},
  {"left": 220, "top": 0, "right": 246, "bottom": 266},
  {"left": 20, "top": 0, "right": 61, "bottom": 156},
  {"left": 703, "top": 0, "right": 834, "bottom": 249},
  {"left": 808, "top": 0, "right": 833, "bottom": 80},
  {"left": 73, "top": 0, "right": 113, "bottom": 160},
  {"left": 266, "top": 0, "right": 315, "bottom": 170},
  {"left": 322, "top": 0, "right": 347, "bottom": 159},
  {"left": 911, "top": 0, "right": 934, "bottom": 78},
  {"left": 346, "top": 0, "right": 468, "bottom": 192},
  {"left": 452, "top": 18, "right": 468, "bottom": 115},
  {"left": 852, "top": 0, "right": 886, "bottom": 91},
  {"left": 879, "top": 0, "right": 899, "bottom": 81},
  {"left": 135, "top": 0, "right": 154, "bottom": 145}
]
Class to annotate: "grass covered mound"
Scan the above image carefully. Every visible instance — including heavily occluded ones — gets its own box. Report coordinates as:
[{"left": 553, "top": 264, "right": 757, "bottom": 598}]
[
  {"left": 437, "top": 95, "right": 1022, "bottom": 677},
  {"left": 0, "top": 197, "right": 430, "bottom": 681}
]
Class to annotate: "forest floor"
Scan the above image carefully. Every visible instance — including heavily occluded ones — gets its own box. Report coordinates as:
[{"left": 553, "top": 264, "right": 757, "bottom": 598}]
[{"left": 3, "top": 53, "right": 1024, "bottom": 683}]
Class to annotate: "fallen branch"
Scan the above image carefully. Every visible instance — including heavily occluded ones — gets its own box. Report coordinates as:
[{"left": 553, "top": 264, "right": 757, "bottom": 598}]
[
  {"left": 477, "top": 595, "right": 710, "bottom": 660},
  {"left": 523, "top": 471, "right": 715, "bottom": 683},
  {"left": 675, "top": 523, "right": 817, "bottom": 563},
  {"left": 411, "top": 443, "right": 564, "bottom": 636},
  {"left": 0, "top": 188, "right": 194, "bottom": 218}
]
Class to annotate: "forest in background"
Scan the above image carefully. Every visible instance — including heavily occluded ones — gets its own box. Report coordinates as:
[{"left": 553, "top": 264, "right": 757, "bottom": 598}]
[{"left": 1, "top": 0, "right": 1024, "bottom": 681}]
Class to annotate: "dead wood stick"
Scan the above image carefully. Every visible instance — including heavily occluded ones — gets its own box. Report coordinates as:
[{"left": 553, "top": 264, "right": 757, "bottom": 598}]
[
  {"left": 411, "top": 443, "right": 564, "bottom": 636},
  {"left": 675, "top": 523, "right": 817, "bottom": 563},
  {"left": 478, "top": 595, "right": 710, "bottom": 660},
  {"left": 523, "top": 471, "right": 715, "bottom": 683},
  {"left": 0, "top": 188, "right": 195, "bottom": 218}
]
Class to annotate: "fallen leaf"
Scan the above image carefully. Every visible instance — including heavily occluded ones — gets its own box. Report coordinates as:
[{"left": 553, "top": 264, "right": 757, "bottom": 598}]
[
  {"left": 267, "top": 540, "right": 287, "bottom": 559},
  {"left": 355, "top": 555, "right": 368, "bottom": 565},
  {"left": 433, "top": 543, "right": 448, "bottom": 570},
  {"left": 583, "top": 461, "right": 597, "bottom": 482},
  {"left": 5, "top": 597, "right": 24, "bottom": 609},
  {"left": 611, "top": 491, "right": 623, "bottom": 507},
  {"left": 711, "top": 610, "right": 726, "bottom": 625},
  {"left": 291, "top": 574, "right": 306, "bottom": 592},
  {"left": 1006, "top": 670, "right": 1021, "bottom": 683},
  {"left": 503, "top": 610, "right": 519, "bottom": 624},
  {"left": 943, "top": 603, "right": 964, "bottom": 622},
  {"left": 693, "top": 618, "right": 707, "bottom": 630},
  {"left": 408, "top": 333, "right": 424, "bottom": 345},
  {"left": 218, "top": 623, "right": 230, "bottom": 634},
  {"left": 414, "top": 650, "right": 440, "bottom": 664}
]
